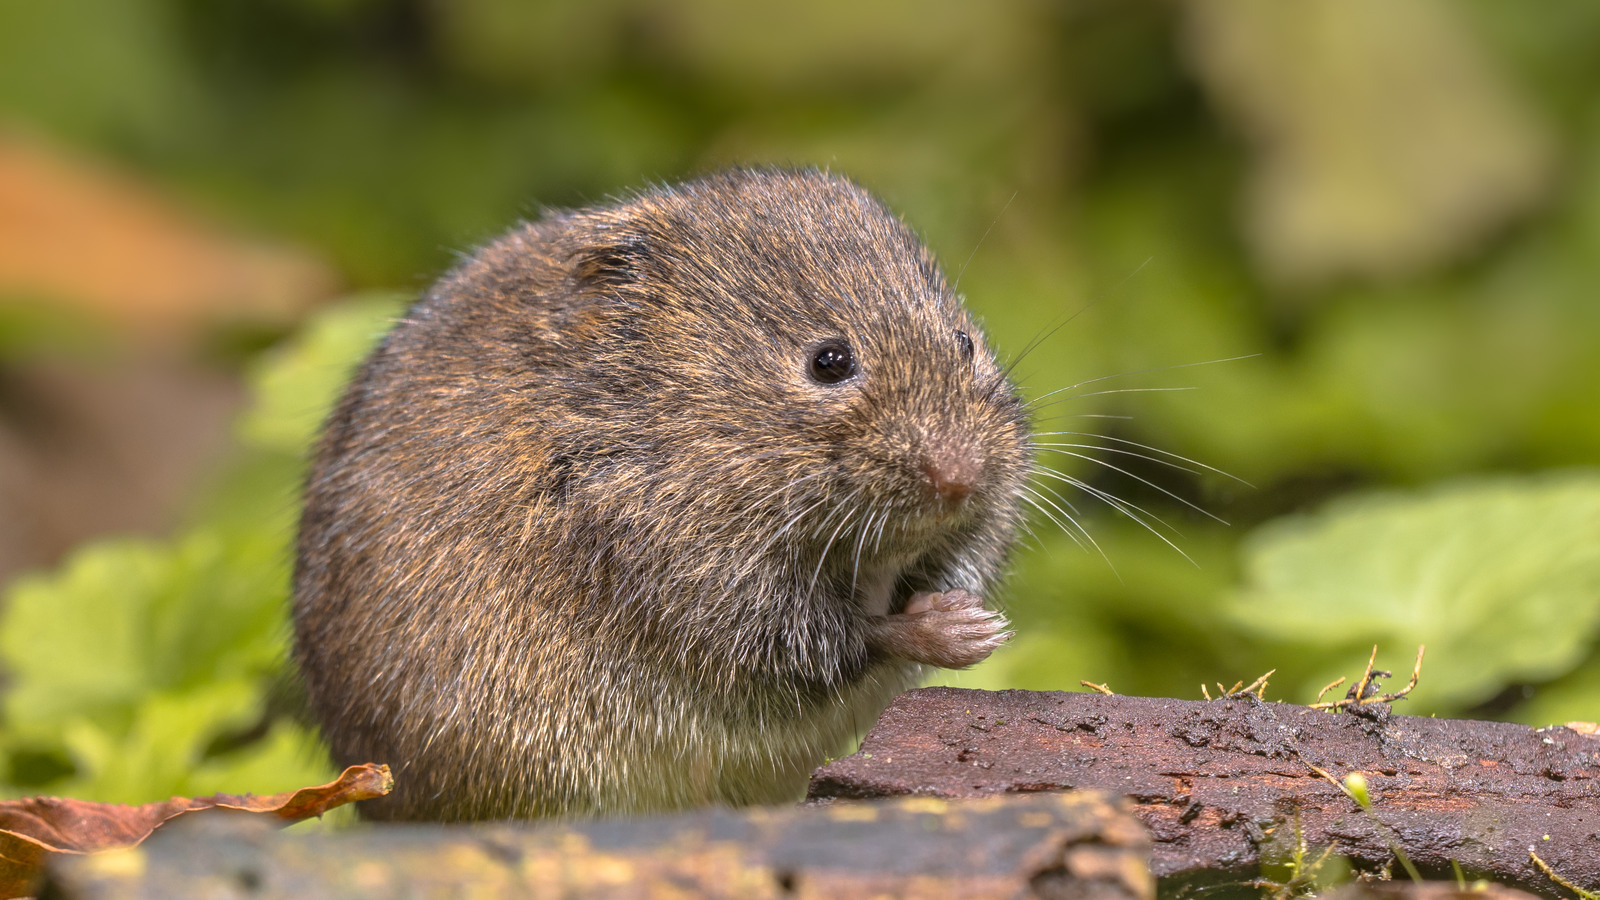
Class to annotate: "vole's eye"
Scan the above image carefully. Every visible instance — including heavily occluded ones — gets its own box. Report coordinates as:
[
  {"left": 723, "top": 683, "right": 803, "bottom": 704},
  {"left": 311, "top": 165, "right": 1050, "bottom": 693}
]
[
  {"left": 954, "top": 330, "right": 974, "bottom": 360},
  {"left": 808, "top": 339, "right": 857, "bottom": 385}
]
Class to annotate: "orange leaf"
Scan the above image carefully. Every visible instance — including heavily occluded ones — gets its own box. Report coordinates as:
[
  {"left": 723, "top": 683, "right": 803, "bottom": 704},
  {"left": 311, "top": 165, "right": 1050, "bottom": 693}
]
[{"left": 0, "top": 763, "right": 390, "bottom": 898}]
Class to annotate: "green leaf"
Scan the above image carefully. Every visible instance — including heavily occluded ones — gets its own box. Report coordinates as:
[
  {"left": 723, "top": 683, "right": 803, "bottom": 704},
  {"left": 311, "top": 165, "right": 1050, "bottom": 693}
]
[
  {"left": 186, "top": 720, "right": 336, "bottom": 801},
  {"left": 0, "top": 295, "right": 403, "bottom": 802},
  {"left": 0, "top": 530, "right": 286, "bottom": 740},
  {"left": 1, "top": 540, "right": 166, "bottom": 736},
  {"left": 0, "top": 293, "right": 406, "bottom": 791},
  {"left": 1226, "top": 472, "right": 1600, "bottom": 710},
  {"left": 235, "top": 291, "right": 407, "bottom": 456},
  {"left": 55, "top": 680, "right": 262, "bottom": 804}
]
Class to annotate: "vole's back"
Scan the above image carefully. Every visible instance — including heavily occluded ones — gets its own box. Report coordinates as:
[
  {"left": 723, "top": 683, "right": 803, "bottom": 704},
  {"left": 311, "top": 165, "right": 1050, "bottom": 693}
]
[{"left": 293, "top": 169, "right": 1031, "bottom": 820}]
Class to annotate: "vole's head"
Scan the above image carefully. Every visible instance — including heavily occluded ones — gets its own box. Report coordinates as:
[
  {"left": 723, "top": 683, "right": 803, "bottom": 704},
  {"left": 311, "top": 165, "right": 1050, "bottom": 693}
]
[{"left": 549, "top": 168, "right": 1031, "bottom": 575}]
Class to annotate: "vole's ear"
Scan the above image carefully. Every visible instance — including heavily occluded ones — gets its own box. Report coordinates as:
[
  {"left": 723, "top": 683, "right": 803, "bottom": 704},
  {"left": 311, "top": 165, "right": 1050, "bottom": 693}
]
[{"left": 574, "top": 232, "right": 650, "bottom": 290}]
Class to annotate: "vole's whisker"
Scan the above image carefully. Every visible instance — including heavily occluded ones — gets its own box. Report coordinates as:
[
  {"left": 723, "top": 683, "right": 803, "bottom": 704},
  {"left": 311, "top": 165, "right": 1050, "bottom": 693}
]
[
  {"left": 715, "top": 471, "right": 828, "bottom": 539},
  {"left": 1016, "top": 483, "right": 1087, "bottom": 548},
  {"left": 1031, "top": 432, "right": 1249, "bottom": 485},
  {"left": 751, "top": 495, "right": 833, "bottom": 561},
  {"left": 1033, "top": 466, "right": 1197, "bottom": 566},
  {"left": 1033, "top": 465, "right": 1174, "bottom": 533},
  {"left": 997, "top": 257, "right": 1156, "bottom": 384},
  {"left": 952, "top": 190, "right": 1016, "bottom": 293},
  {"left": 1023, "top": 353, "right": 1259, "bottom": 410},
  {"left": 849, "top": 505, "right": 880, "bottom": 597},
  {"left": 1016, "top": 489, "right": 1077, "bottom": 548},
  {"left": 1027, "top": 386, "right": 1197, "bottom": 415},
  {"left": 1032, "top": 441, "right": 1206, "bottom": 479},
  {"left": 1030, "top": 449, "right": 1226, "bottom": 524},
  {"left": 1011, "top": 518, "right": 1046, "bottom": 554},
  {"left": 801, "top": 486, "right": 852, "bottom": 536},
  {"left": 1028, "top": 477, "right": 1084, "bottom": 519},
  {"left": 1055, "top": 412, "right": 1135, "bottom": 420},
  {"left": 808, "top": 503, "right": 859, "bottom": 598},
  {"left": 1019, "top": 485, "right": 1116, "bottom": 573}
]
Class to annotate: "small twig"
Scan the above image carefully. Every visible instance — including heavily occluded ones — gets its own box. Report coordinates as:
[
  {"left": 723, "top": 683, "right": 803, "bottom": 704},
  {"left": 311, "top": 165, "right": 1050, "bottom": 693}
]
[
  {"left": 1303, "top": 762, "right": 1343, "bottom": 791},
  {"left": 1231, "top": 669, "right": 1276, "bottom": 700},
  {"left": 1308, "top": 646, "right": 1426, "bottom": 711},
  {"left": 1080, "top": 680, "right": 1114, "bottom": 696},
  {"left": 1530, "top": 847, "right": 1600, "bottom": 900},
  {"left": 1352, "top": 645, "right": 1381, "bottom": 704},
  {"left": 1201, "top": 670, "right": 1277, "bottom": 702},
  {"left": 1395, "top": 644, "right": 1426, "bottom": 699},
  {"left": 1315, "top": 677, "right": 1347, "bottom": 704}
]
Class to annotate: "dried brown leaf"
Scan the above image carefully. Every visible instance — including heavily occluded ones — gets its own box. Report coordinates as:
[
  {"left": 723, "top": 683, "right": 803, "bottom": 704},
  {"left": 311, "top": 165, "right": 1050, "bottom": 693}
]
[{"left": 0, "top": 763, "right": 390, "bottom": 898}]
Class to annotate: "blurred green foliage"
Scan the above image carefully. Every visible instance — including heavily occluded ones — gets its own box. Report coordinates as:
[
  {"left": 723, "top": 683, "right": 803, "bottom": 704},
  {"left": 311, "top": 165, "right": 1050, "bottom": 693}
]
[
  {"left": 0, "top": 293, "right": 403, "bottom": 802},
  {"left": 1226, "top": 475, "right": 1600, "bottom": 712},
  {"left": 3, "top": 0, "right": 1600, "bottom": 803}
]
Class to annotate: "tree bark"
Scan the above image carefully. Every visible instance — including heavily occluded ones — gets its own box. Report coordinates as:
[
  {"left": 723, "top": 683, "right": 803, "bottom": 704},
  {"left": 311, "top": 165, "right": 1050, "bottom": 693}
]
[{"left": 807, "top": 688, "right": 1600, "bottom": 897}]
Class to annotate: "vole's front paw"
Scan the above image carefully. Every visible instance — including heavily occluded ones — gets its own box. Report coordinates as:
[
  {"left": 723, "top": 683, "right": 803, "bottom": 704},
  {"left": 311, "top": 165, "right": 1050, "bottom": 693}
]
[{"left": 865, "top": 589, "right": 1012, "bottom": 670}]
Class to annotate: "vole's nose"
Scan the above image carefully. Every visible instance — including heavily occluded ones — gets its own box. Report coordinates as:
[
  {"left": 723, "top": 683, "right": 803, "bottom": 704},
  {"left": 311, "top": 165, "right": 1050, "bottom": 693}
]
[{"left": 920, "top": 435, "right": 983, "bottom": 502}]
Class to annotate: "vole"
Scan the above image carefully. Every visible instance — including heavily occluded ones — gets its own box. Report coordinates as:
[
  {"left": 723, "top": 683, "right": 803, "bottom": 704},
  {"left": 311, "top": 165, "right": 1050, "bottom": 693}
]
[{"left": 292, "top": 168, "right": 1032, "bottom": 820}]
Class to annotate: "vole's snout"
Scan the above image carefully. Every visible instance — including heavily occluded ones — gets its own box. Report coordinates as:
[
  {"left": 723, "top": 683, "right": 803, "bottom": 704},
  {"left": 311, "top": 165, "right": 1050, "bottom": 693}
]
[{"left": 919, "top": 431, "right": 985, "bottom": 503}]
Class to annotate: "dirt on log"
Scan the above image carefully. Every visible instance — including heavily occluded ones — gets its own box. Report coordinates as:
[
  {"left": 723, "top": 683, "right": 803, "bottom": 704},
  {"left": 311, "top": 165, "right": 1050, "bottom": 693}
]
[
  {"left": 807, "top": 688, "right": 1600, "bottom": 895},
  {"left": 43, "top": 792, "right": 1153, "bottom": 900}
]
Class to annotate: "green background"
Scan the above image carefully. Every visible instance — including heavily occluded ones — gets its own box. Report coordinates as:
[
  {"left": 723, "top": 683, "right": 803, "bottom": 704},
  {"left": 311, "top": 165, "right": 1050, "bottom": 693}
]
[{"left": 2, "top": 0, "right": 1599, "bottom": 805}]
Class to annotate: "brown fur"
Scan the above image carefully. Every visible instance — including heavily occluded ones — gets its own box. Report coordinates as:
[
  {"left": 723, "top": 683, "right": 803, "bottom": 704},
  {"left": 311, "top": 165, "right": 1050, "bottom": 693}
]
[{"left": 292, "top": 168, "right": 1031, "bottom": 820}]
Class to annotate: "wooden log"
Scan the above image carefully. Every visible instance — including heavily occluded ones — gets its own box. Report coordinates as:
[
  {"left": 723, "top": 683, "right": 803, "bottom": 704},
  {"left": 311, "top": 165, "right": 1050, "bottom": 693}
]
[
  {"left": 807, "top": 688, "right": 1600, "bottom": 896},
  {"left": 44, "top": 792, "right": 1153, "bottom": 900}
]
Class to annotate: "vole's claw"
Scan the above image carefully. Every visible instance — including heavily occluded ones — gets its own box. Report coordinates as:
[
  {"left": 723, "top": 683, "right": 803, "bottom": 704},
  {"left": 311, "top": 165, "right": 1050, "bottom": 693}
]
[
  {"left": 928, "top": 588, "right": 984, "bottom": 612},
  {"left": 867, "top": 589, "right": 1011, "bottom": 670}
]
